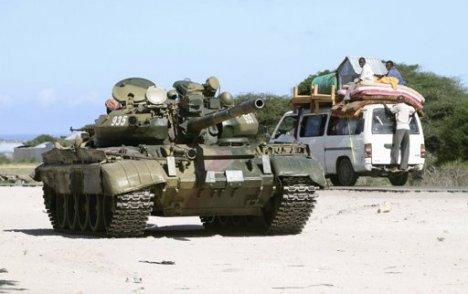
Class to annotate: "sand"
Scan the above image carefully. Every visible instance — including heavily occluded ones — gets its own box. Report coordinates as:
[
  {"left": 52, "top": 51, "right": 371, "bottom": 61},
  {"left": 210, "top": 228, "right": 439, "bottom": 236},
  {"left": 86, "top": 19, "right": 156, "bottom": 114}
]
[{"left": 0, "top": 187, "right": 467, "bottom": 293}]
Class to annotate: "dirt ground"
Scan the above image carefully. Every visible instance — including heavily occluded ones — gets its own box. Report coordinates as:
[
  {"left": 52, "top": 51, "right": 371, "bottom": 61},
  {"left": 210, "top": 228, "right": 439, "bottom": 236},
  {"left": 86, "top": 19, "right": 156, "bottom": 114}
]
[{"left": 0, "top": 187, "right": 467, "bottom": 293}]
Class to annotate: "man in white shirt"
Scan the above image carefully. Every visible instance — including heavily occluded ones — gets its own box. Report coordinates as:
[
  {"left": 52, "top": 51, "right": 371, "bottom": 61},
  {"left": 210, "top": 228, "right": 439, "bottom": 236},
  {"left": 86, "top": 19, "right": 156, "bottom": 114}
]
[
  {"left": 385, "top": 96, "right": 416, "bottom": 171},
  {"left": 344, "top": 57, "right": 375, "bottom": 101},
  {"left": 358, "top": 57, "right": 375, "bottom": 84}
]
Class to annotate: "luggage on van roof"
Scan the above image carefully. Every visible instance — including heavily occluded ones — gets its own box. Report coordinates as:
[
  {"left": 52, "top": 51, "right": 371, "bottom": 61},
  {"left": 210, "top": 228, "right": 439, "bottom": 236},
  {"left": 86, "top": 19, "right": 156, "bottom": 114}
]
[
  {"left": 310, "top": 57, "right": 388, "bottom": 93},
  {"left": 294, "top": 56, "right": 425, "bottom": 116}
]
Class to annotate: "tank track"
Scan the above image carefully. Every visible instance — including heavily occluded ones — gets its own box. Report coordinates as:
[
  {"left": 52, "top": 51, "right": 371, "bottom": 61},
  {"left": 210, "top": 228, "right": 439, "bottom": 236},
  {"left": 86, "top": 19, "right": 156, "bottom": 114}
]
[
  {"left": 43, "top": 185, "right": 58, "bottom": 229},
  {"left": 42, "top": 185, "right": 154, "bottom": 237},
  {"left": 105, "top": 191, "right": 154, "bottom": 237},
  {"left": 265, "top": 177, "right": 317, "bottom": 234},
  {"left": 200, "top": 177, "right": 317, "bottom": 235}
]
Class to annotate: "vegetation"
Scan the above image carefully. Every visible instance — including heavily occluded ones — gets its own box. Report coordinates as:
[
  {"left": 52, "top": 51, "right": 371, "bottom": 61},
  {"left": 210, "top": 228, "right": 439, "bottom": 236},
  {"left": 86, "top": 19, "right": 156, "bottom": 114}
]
[
  {"left": 0, "top": 155, "right": 36, "bottom": 165},
  {"left": 398, "top": 64, "right": 468, "bottom": 164},
  {"left": 24, "top": 134, "right": 57, "bottom": 147},
  {"left": 236, "top": 93, "right": 291, "bottom": 136},
  {"left": 23, "top": 134, "right": 72, "bottom": 148},
  {"left": 297, "top": 70, "right": 333, "bottom": 95}
]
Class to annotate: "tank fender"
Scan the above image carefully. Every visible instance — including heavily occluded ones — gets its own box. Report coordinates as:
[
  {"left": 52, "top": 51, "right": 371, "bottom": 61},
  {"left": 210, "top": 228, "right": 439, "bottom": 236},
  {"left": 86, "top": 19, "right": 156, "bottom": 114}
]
[
  {"left": 101, "top": 159, "right": 166, "bottom": 196},
  {"left": 270, "top": 155, "right": 326, "bottom": 188}
]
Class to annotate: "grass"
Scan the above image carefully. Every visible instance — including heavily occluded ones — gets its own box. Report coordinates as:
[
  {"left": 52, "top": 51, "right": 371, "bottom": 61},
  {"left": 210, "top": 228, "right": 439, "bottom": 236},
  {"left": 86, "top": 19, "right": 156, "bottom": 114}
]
[
  {"left": 0, "top": 163, "right": 37, "bottom": 178},
  {"left": 410, "top": 160, "right": 468, "bottom": 187}
]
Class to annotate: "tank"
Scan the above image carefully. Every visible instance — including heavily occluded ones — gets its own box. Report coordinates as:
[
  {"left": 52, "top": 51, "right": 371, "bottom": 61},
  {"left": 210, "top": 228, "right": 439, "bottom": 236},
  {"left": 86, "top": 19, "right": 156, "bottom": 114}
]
[{"left": 34, "top": 77, "right": 326, "bottom": 237}]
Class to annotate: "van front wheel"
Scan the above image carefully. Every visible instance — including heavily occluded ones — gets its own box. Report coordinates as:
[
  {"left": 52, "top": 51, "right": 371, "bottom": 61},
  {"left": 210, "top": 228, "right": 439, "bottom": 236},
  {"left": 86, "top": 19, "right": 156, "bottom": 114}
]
[
  {"left": 336, "top": 158, "right": 358, "bottom": 186},
  {"left": 388, "top": 172, "right": 408, "bottom": 186}
]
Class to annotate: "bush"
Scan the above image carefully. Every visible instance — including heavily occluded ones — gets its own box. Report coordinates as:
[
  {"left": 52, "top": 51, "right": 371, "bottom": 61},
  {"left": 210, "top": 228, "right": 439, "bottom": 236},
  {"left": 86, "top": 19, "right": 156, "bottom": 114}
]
[
  {"left": 436, "top": 100, "right": 468, "bottom": 163},
  {"left": 0, "top": 155, "right": 11, "bottom": 164},
  {"left": 24, "top": 134, "right": 57, "bottom": 147},
  {"left": 297, "top": 70, "right": 333, "bottom": 95},
  {"left": 236, "top": 93, "right": 291, "bottom": 139}
]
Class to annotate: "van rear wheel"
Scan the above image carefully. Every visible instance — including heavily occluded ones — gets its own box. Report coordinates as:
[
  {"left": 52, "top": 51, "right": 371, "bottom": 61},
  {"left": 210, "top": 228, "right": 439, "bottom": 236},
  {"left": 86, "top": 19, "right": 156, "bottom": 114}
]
[
  {"left": 329, "top": 175, "right": 341, "bottom": 186},
  {"left": 388, "top": 172, "right": 408, "bottom": 186},
  {"left": 336, "top": 158, "right": 358, "bottom": 186}
]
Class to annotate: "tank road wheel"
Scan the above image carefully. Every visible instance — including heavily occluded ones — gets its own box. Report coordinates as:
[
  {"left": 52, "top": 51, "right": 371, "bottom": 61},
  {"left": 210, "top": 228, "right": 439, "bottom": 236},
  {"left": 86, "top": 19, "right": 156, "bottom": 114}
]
[
  {"left": 200, "top": 215, "right": 261, "bottom": 231},
  {"left": 230, "top": 216, "right": 244, "bottom": 227},
  {"left": 66, "top": 194, "right": 78, "bottom": 230},
  {"left": 54, "top": 194, "right": 68, "bottom": 230},
  {"left": 217, "top": 216, "right": 230, "bottom": 227},
  {"left": 101, "top": 191, "right": 154, "bottom": 237},
  {"left": 264, "top": 177, "right": 317, "bottom": 235},
  {"left": 76, "top": 194, "right": 89, "bottom": 231},
  {"left": 200, "top": 216, "right": 217, "bottom": 229},
  {"left": 87, "top": 194, "right": 104, "bottom": 233},
  {"left": 102, "top": 195, "right": 115, "bottom": 233}
]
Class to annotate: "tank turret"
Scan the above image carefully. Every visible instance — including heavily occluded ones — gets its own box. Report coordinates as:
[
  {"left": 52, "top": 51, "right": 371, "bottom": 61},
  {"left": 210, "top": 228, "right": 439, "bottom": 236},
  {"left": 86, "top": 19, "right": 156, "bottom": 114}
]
[
  {"left": 186, "top": 98, "right": 265, "bottom": 134},
  {"left": 92, "top": 77, "right": 172, "bottom": 147}
]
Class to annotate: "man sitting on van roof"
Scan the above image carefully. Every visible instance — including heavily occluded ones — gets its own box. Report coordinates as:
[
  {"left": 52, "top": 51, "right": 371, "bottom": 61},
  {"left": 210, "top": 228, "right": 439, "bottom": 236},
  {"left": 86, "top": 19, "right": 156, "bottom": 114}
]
[
  {"left": 358, "top": 57, "right": 375, "bottom": 84},
  {"left": 385, "top": 60, "right": 406, "bottom": 85}
]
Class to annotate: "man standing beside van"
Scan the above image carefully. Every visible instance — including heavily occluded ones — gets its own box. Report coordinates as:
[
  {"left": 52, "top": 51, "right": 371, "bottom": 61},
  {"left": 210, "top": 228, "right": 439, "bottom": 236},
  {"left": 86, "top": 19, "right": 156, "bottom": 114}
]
[{"left": 385, "top": 96, "right": 415, "bottom": 171}]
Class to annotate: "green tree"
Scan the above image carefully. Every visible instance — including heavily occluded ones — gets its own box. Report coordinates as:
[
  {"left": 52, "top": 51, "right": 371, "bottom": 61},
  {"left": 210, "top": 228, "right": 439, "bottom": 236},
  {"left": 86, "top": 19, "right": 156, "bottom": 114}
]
[
  {"left": 436, "top": 99, "right": 468, "bottom": 162},
  {"left": 297, "top": 70, "right": 333, "bottom": 95},
  {"left": 235, "top": 93, "right": 291, "bottom": 138},
  {"left": 24, "top": 134, "right": 57, "bottom": 147},
  {"left": 397, "top": 64, "right": 468, "bottom": 163}
]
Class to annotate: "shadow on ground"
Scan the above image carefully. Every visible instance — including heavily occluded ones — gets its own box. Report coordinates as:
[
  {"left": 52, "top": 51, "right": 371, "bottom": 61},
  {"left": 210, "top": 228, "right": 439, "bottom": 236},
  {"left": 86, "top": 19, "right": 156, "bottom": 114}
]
[
  {"left": 0, "top": 278, "right": 26, "bottom": 293},
  {"left": 4, "top": 224, "right": 269, "bottom": 240}
]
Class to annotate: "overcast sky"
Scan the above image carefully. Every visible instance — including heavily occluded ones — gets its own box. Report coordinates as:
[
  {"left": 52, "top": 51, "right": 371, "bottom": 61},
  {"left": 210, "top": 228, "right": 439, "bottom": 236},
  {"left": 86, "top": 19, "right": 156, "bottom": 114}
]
[{"left": 0, "top": 0, "right": 466, "bottom": 136}]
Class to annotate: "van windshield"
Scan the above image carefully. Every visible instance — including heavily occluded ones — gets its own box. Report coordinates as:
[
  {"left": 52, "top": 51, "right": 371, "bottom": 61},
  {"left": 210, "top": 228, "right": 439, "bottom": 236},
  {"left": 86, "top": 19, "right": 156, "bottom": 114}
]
[
  {"left": 273, "top": 115, "right": 298, "bottom": 141},
  {"left": 372, "top": 109, "right": 419, "bottom": 134}
]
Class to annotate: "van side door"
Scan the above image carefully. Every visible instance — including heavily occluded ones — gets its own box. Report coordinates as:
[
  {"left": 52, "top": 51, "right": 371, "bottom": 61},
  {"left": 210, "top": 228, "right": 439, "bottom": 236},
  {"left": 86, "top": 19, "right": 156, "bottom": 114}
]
[
  {"left": 324, "top": 116, "right": 365, "bottom": 174},
  {"left": 297, "top": 113, "right": 328, "bottom": 168}
]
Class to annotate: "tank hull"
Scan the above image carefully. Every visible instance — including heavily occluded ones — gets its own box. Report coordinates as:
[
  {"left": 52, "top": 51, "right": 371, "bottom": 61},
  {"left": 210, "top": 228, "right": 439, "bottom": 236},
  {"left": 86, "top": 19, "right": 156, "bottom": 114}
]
[{"left": 35, "top": 143, "right": 325, "bottom": 237}]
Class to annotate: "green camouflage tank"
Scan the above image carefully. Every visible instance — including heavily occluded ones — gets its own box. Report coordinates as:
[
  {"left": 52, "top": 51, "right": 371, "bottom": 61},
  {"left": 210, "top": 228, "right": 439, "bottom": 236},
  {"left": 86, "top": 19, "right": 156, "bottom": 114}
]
[{"left": 34, "top": 77, "right": 325, "bottom": 237}]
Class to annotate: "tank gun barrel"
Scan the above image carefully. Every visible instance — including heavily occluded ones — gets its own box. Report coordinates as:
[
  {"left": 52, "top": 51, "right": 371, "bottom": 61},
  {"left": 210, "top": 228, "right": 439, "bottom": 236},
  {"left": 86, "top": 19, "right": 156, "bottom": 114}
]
[{"left": 187, "top": 98, "right": 265, "bottom": 133}]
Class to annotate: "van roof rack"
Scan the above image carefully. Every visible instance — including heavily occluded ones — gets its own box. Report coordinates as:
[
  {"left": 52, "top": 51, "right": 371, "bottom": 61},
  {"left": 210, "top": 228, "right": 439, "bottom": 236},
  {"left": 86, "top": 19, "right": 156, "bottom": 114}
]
[{"left": 291, "top": 85, "right": 336, "bottom": 113}]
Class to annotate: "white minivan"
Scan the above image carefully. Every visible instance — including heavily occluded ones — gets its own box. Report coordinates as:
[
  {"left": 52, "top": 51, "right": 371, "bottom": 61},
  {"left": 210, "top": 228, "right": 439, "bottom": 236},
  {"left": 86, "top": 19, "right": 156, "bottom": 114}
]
[{"left": 270, "top": 104, "right": 426, "bottom": 186}]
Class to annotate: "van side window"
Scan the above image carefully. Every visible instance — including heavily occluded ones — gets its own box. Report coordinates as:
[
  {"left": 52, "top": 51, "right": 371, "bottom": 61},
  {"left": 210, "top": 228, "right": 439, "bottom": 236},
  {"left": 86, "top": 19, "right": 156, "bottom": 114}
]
[
  {"left": 327, "top": 116, "right": 364, "bottom": 136},
  {"left": 299, "top": 114, "right": 327, "bottom": 137},
  {"left": 273, "top": 115, "right": 298, "bottom": 140}
]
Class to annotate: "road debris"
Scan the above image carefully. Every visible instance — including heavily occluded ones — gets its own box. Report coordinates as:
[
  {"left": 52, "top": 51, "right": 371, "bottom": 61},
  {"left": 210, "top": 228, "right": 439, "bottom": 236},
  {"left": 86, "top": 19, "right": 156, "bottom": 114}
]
[
  {"left": 139, "top": 260, "right": 175, "bottom": 265},
  {"left": 126, "top": 274, "right": 142, "bottom": 284},
  {"left": 378, "top": 202, "right": 392, "bottom": 213}
]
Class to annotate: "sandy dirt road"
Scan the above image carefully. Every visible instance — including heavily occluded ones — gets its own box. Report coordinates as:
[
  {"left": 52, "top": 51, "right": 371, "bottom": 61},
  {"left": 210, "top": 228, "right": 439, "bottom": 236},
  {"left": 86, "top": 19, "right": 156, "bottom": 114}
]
[{"left": 1, "top": 187, "right": 467, "bottom": 293}]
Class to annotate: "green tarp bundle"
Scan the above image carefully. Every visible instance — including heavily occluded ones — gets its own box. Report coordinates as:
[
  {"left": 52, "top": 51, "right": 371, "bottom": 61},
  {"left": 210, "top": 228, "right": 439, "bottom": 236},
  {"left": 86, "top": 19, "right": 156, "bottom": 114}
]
[{"left": 311, "top": 72, "right": 337, "bottom": 94}]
